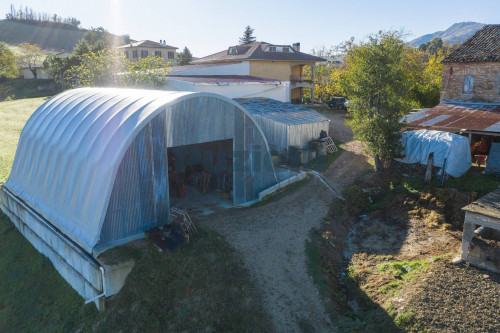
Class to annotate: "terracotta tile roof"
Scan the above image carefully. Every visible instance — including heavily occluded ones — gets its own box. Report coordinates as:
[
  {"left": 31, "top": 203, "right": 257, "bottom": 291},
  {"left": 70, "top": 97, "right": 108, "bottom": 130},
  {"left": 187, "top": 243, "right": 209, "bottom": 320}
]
[
  {"left": 442, "top": 25, "right": 500, "bottom": 63},
  {"left": 117, "top": 40, "right": 178, "bottom": 49},
  {"left": 192, "top": 42, "right": 325, "bottom": 64},
  {"left": 167, "top": 75, "right": 282, "bottom": 84},
  {"left": 405, "top": 103, "right": 500, "bottom": 133}
]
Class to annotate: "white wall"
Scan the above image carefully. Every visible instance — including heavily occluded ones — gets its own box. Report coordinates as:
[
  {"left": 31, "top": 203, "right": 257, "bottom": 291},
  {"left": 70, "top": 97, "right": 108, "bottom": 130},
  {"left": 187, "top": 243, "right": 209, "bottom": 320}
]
[
  {"left": 22, "top": 68, "right": 51, "bottom": 80},
  {"left": 170, "top": 61, "right": 250, "bottom": 76},
  {"left": 165, "top": 79, "right": 289, "bottom": 102}
]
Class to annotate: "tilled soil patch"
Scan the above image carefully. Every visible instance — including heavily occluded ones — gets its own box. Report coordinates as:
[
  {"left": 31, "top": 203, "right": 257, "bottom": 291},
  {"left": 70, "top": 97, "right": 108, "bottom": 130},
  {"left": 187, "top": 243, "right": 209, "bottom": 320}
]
[{"left": 411, "top": 261, "right": 500, "bottom": 332}]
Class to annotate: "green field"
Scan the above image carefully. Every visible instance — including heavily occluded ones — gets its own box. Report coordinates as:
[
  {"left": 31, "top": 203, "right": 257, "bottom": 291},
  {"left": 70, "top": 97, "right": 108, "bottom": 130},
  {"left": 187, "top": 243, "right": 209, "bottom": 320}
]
[
  {"left": 0, "top": 97, "right": 272, "bottom": 332},
  {"left": 0, "top": 97, "right": 46, "bottom": 182}
]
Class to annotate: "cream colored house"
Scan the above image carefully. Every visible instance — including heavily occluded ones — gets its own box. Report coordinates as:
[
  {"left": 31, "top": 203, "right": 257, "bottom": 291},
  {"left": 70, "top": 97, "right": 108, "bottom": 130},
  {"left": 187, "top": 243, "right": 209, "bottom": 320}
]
[
  {"left": 191, "top": 42, "right": 325, "bottom": 101},
  {"left": 117, "top": 40, "right": 178, "bottom": 65}
]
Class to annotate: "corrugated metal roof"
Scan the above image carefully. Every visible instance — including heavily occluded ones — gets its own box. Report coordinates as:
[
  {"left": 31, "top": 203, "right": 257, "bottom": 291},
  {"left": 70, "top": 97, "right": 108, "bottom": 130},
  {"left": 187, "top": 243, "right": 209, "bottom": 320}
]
[
  {"left": 5, "top": 88, "right": 275, "bottom": 253},
  {"left": 405, "top": 103, "right": 500, "bottom": 133},
  {"left": 235, "top": 98, "right": 329, "bottom": 125},
  {"left": 168, "top": 75, "right": 282, "bottom": 84}
]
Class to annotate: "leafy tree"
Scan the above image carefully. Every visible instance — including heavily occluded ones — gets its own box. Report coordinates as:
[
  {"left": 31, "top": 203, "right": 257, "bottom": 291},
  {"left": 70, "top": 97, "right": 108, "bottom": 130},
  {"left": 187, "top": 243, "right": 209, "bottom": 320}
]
[
  {"left": 404, "top": 47, "right": 443, "bottom": 108},
  {"left": 340, "top": 31, "right": 412, "bottom": 171},
  {"left": 239, "top": 26, "right": 256, "bottom": 45},
  {"left": 43, "top": 54, "right": 80, "bottom": 90},
  {"left": 419, "top": 37, "right": 443, "bottom": 55},
  {"left": 73, "top": 39, "right": 92, "bottom": 56},
  {"left": 124, "top": 56, "right": 170, "bottom": 87},
  {"left": 67, "top": 49, "right": 125, "bottom": 87},
  {"left": 0, "top": 42, "right": 18, "bottom": 79},
  {"left": 68, "top": 49, "right": 170, "bottom": 88},
  {"left": 19, "top": 42, "right": 43, "bottom": 84},
  {"left": 178, "top": 47, "right": 193, "bottom": 66}
]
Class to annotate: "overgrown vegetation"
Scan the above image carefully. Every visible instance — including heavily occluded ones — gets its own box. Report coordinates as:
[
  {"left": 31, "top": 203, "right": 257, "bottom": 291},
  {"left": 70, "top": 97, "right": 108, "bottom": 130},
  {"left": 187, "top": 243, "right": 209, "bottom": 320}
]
[{"left": 316, "top": 165, "right": 499, "bottom": 332}]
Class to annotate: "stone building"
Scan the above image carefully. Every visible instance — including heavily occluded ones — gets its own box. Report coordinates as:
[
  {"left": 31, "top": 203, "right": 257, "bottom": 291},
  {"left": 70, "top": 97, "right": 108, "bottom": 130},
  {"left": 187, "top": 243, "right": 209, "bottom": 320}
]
[
  {"left": 441, "top": 24, "right": 500, "bottom": 103},
  {"left": 404, "top": 24, "right": 500, "bottom": 161}
]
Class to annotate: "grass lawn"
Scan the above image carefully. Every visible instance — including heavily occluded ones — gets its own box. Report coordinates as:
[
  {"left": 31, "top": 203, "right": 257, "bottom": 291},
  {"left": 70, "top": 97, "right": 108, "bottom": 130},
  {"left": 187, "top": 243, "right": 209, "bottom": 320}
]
[
  {"left": 0, "top": 97, "right": 272, "bottom": 332},
  {"left": 0, "top": 97, "right": 47, "bottom": 182}
]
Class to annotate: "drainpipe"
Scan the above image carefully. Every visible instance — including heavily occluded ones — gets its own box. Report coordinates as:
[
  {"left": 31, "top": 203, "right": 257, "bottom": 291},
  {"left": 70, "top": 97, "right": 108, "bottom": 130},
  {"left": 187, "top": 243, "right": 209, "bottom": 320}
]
[{"left": 85, "top": 266, "right": 106, "bottom": 305}]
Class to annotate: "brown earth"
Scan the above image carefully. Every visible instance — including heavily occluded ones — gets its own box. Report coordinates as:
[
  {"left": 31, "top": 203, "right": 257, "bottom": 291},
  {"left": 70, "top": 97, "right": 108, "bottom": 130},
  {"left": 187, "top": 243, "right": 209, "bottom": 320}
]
[
  {"left": 197, "top": 109, "right": 372, "bottom": 332},
  {"left": 326, "top": 171, "right": 500, "bottom": 332}
]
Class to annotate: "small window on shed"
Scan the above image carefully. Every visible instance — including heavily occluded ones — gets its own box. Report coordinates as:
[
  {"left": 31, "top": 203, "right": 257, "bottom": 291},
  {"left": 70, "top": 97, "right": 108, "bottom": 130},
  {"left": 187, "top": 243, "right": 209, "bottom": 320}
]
[
  {"left": 463, "top": 75, "right": 474, "bottom": 94},
  {"left": 228, "top": 47, "right": 238, "bottom": 54},
  {"left": 141, "top": 50, "right": 148, "bottom": 58}
]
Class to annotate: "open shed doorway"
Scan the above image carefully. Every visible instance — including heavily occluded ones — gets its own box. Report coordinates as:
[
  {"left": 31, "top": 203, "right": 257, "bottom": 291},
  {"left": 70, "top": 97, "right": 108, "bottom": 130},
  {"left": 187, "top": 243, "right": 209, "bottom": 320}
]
[{"left": 168, "top": 139, "right": 234, "bottom": 217}]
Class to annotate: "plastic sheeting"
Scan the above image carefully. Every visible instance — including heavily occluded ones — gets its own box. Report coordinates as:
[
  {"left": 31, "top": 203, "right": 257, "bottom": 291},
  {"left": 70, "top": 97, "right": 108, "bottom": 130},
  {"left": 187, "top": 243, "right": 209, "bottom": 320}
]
[
  {"left": 5, "top": 88, "right": 276, "bottom": 253},
  {"left": 396, "top": 130, "right": 471, "bottom": 177}
]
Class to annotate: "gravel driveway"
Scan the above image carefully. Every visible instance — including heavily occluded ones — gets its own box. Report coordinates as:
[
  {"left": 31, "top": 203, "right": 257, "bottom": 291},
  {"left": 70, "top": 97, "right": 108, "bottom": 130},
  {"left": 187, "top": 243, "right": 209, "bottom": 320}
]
[{"left": 198, "top": 110, "right": 371, "bottom": 332}]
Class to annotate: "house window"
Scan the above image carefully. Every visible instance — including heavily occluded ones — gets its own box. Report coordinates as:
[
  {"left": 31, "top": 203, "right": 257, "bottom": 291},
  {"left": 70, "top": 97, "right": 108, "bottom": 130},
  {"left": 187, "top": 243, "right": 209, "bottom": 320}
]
[
  {"left": 168, "top": 52, "right": 175, "bottom": 59},
  {"left": 268, "top": 46, "right": 276, "bottom": 52},
  {"left": 132, "top": 50, "right": 138, "bottom": 58},
  {"left": 283, "top": 47, "right": 289, "bottom": 53},
  {"left": 463, "top": 75, "right": 474, "bottom": 94},
  {"left": 228, "top": 47, "right": 238, "bottom": 54},
  {"left": 124, "top": 51, "right": 129, "bottom": 58},
  {"left": 141, "top": 50, "right": 148, "bottom": 58},
  {"left": 155, "top": 51, "right": 162, "bottom": 57}
]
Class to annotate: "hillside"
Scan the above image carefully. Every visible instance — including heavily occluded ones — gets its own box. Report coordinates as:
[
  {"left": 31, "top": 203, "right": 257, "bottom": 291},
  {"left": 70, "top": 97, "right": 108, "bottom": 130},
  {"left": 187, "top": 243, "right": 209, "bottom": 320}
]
[
  {"left": 411, "top": 22, "right": 485, "bottom": 46},
  {"left": 0, "top": 19, "right": 85, "bottom": 51}
]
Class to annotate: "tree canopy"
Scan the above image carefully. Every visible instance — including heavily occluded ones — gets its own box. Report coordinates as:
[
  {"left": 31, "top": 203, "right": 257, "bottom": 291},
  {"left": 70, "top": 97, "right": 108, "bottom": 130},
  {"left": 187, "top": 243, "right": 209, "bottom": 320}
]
[
  {"left": 0, "top": 42, "right": 18, "bottom": 79},
  {"left": 67, "top": 49, "right": 170, "bottom": 88},
  {"left": 339, "top": 31, "right": 412, "bottom": 170},
  {"left": 178, "top": 47, "right": 193, "bottom": 66},
  {"left": 19, "top": 43, "right": 43, "bottom": 83},
  {"left": 239, "top": 26, "right": 256, "bottom": 45}
]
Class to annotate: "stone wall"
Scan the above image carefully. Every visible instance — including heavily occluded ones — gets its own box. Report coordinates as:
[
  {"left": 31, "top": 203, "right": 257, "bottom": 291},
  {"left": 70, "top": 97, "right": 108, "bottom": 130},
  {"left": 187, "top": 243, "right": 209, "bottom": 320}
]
[{"left": 441, "top": 62, "right": 500, "bottom": 103}]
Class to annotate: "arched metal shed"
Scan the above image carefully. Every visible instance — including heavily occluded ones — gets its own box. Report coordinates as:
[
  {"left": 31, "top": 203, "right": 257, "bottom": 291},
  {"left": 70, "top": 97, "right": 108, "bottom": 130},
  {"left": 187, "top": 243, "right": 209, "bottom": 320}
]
[{"left": 0, "top": 88, "right": 277, "bottom": 305}]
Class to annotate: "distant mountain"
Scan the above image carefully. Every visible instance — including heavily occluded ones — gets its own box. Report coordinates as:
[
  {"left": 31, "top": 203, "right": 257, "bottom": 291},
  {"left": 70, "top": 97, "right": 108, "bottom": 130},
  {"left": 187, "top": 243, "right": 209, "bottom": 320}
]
[
  {"left": 410, "top": 22, "right": 485, "bottom": 46},
  {"left": 0, "top": 19, "right": 85, "bottom": 52}
]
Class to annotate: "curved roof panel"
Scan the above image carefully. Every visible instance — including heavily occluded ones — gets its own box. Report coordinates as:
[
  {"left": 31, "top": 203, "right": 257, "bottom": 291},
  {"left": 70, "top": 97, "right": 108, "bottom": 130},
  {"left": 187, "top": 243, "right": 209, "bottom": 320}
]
[{"left": 5, "top": 88, "right": 266, "bottom": 252}]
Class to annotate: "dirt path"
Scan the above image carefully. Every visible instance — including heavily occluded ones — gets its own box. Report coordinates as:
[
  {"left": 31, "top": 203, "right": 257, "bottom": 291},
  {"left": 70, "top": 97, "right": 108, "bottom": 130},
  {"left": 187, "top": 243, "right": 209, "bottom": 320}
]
[{"left": 198, "top": 110, "right": 371, "bottom": 332}]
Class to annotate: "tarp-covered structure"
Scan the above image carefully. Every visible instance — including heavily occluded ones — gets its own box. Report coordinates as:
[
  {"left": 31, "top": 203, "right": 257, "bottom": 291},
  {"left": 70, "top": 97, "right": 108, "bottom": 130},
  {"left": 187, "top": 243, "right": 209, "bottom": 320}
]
[
  {"left": 2, "top": 88, "right": 277, "bottom": 255},
  {"left": 234, "top": 98, "right": 329, "bottom": 155},
  {"left": 396, "top": 130, "right": 471, "bottom": 177}
]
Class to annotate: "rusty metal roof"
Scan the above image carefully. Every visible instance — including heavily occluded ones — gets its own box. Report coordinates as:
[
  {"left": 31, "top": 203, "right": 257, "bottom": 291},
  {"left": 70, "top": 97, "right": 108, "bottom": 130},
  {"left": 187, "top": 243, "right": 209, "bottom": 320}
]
[{"left": 405, "top": 103, "right": 500, "bottom": 133}]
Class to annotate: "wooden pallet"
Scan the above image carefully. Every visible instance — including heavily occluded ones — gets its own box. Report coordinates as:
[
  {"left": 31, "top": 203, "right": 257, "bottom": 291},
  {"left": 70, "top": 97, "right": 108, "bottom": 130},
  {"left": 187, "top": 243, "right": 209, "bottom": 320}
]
[{"left": 321, "top": 136, "right": 338, "bottom": 154}]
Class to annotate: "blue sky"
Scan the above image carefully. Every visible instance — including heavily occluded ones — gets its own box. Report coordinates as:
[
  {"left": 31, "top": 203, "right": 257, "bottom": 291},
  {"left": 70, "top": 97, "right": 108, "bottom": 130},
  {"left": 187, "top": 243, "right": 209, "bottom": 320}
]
[{"left": 2, "top": 0, "right": 499, "bottom": 56}]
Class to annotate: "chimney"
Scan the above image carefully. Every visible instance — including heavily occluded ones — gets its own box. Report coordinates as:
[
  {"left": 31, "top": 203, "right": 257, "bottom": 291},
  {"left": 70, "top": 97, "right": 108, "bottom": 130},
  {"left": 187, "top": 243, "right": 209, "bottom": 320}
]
[
  {"left": 160, "top": 39, "right": 163, "bottom": 45},
  {"left": 292, "top": 42, "right": 300, "bottom": 52}
]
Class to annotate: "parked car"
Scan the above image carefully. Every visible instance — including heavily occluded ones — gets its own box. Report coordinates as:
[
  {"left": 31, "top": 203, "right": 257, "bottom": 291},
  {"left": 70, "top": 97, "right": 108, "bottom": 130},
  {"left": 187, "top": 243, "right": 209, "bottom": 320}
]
[{"left": 327, "top": 97, "right": 349, "bottom": 110}]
